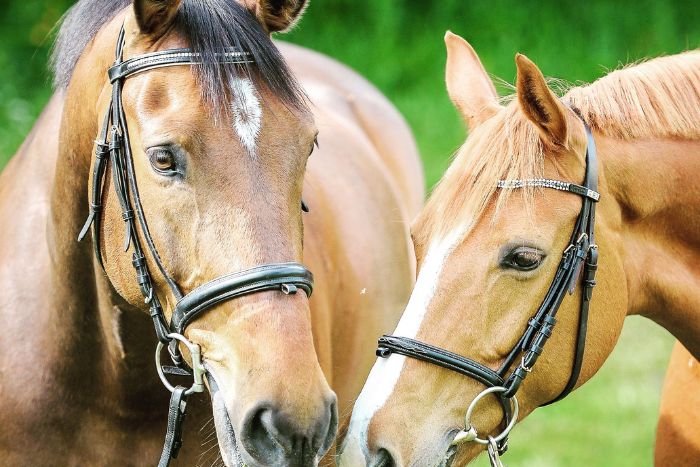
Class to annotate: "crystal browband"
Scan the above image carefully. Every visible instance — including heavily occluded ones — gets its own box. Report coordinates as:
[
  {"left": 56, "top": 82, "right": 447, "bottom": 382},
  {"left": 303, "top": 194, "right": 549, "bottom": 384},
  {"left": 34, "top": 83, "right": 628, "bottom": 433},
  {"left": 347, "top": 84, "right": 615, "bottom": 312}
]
[
  {"left": 497, "top": 178, "right": 600, "bottom": 201},
  {"left": 108, "top": 48, "right": 255, "bottom": 83}
]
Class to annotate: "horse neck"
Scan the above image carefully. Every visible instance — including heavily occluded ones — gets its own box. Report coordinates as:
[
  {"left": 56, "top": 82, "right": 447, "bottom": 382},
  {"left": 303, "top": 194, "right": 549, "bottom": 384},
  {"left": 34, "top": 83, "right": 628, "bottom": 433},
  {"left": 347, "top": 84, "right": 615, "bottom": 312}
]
[
  {"left": 602, "top": 134, "right": 700, "bottom": 357},
  {"left": 47, "top": 20, "right": 165, "bottom": 417}
]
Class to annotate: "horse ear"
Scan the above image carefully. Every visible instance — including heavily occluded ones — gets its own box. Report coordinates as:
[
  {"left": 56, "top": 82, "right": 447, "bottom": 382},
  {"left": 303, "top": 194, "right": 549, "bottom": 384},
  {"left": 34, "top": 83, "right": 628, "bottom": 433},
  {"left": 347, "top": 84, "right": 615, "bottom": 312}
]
[
  {"left": 444, "top": 31, "right": 500, "bottom": 131},
  {"left": 515, "top": 53, "right": 568, "bottom": 147},
  {"left": 240, "top": 0, "right": 309, "bottom": 33},
  {"left": 133, "top": 0, "right": 182, "bottom": 37}
]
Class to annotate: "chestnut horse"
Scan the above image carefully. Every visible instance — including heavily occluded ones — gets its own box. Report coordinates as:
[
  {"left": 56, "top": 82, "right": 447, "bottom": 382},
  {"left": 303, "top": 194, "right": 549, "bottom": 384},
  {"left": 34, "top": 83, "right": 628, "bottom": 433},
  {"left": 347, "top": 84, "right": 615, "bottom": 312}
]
[
  {"left": 339, "top": 32, "right": 700, "bottom": 466},
  {"left": 0, "top": 0, "right": 423, "bottom": 465},
  {"left": 656, "top": 342, "right": 700, "bottom": 465}
]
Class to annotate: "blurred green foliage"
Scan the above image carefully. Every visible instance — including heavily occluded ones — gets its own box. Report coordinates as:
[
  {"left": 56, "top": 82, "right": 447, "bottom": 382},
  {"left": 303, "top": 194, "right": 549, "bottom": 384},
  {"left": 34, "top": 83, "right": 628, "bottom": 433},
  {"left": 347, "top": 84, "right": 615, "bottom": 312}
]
[
  {"left": 0, "top": 0, "right": 73, "bottom": 162},
  {"left": 0, "top": 1, "right": 693, "bottom": 465},
  {"left": 2, "top": 1, "right": 699, "bottom": 183},
  {"left": 286, "top": 0, "right": 700, "bottom": 185}
]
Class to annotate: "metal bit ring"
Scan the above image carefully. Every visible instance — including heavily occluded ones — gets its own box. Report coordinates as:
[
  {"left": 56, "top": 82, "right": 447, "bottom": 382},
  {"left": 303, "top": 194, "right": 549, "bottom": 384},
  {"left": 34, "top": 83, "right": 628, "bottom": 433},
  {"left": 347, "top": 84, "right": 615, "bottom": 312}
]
[
  {"left": 155, "top": 333, "right": 206, "bottom": 396},
  {"left": 452, "top": 386, "right": 519, "bottom": 446}
]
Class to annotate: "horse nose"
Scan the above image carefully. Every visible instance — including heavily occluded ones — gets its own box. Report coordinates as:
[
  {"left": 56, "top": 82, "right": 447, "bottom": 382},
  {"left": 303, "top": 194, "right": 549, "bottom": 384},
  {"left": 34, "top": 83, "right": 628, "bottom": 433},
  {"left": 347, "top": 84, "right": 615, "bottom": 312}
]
[{"left": 239, "top": 395, "right": 338, "bottom": 466}]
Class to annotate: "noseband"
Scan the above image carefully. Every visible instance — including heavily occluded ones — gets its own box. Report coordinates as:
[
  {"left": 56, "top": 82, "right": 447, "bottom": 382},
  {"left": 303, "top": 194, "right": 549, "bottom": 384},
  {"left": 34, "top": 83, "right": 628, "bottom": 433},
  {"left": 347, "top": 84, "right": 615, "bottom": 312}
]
[
  {"left": 78, "top": 26, "right": 314, "bottom": 466},
  {"left": 376, "top": 121, "right": 599, "bottom": 463}
]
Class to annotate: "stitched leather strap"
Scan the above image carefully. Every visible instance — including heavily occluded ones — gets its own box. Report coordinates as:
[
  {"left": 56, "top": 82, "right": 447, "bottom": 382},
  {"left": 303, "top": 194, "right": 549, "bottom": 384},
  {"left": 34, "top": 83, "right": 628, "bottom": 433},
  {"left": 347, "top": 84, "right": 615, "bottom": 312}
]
[
  {"left": 376, "top": 335, "right": 512, "bottom": 453},
  {"left": 108, "top": 48, "right": 253, "bottom": 82},
  {"left": 171, "top": 262, "right": 313, "bottom": 334},
  {"left": 377, "top": 335, "right": 504, "bottom": 388},
  {"left": 159, "top": 386, "right": 188, "bottom": 467}
]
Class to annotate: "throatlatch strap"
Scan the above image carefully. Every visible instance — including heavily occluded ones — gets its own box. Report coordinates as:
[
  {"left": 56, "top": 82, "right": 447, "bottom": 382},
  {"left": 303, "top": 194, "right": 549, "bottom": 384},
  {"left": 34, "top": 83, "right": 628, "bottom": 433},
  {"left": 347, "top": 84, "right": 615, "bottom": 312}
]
[{"left": 159, "top": 386, "right": 188, "bottom": 467}]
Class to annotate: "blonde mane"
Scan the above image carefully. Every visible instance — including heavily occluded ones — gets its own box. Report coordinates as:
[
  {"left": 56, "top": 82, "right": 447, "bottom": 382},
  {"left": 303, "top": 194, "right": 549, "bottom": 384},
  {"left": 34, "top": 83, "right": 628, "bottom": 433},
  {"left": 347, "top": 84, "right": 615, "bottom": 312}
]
[{"left": 415, "top": 50, "right": 700, "bottom": 244}]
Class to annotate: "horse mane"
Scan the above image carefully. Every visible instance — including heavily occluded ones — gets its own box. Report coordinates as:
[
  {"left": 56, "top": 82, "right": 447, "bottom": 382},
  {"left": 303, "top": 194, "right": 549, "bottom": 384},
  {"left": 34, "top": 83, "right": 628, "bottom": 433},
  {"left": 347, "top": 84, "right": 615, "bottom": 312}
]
[
  {"left": 50, "top": 0, "right": 306, "bottom": 110},
  {"left": 565, "top": 51, "right": 700, "bottom": 140},
  {"left": 414, "top": 50, "right": 700, "bottom": 243}
]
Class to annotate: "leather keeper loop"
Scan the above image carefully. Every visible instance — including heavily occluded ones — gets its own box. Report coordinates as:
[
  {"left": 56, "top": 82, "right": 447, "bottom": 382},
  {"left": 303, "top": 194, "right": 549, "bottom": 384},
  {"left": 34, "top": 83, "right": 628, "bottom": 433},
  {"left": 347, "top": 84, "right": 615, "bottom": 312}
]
[
  {"left": 376, "top": 346, "right": 392, "bottom": 358},
  {"left": 109, "top": 132, "right": 121, "bottom": 150},
  {"left": 95, "top": 144, "right": 108, "bottom": 158},
  {"left": 503, "top": 375, "right": 522, "bottom": 398}
]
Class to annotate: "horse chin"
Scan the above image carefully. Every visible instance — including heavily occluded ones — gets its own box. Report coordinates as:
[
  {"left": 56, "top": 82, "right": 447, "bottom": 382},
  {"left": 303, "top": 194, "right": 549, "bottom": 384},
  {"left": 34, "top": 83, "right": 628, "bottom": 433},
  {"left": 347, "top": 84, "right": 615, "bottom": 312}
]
[{"left": 208, "top": 372, "right": 244, "bottom": 467}]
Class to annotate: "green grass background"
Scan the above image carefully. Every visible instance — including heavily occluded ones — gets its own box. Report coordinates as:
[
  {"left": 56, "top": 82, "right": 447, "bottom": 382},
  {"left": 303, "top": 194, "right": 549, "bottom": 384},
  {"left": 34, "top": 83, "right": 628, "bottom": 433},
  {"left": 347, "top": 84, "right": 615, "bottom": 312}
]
[{"left": 2, "top": 1, "right": 698, "bottom": 465}]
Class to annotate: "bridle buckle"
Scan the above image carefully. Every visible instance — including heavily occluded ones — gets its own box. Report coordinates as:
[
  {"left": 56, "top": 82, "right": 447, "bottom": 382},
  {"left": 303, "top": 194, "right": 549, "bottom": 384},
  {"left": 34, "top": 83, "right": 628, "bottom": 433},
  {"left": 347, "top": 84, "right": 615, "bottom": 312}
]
[{"left": 519, "top": 356, "right": 533, "bottom": 373}]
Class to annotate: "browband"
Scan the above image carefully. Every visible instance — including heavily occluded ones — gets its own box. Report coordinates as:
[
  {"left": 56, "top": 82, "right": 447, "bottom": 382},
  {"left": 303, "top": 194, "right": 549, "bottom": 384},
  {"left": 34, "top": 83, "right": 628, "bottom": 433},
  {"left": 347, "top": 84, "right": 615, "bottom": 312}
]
[
  {"left": 108, "top": 48, "right": 254, "bottom": 82},
  {"left": 497, "top": 179, "right": 600, "bottom": 201}
]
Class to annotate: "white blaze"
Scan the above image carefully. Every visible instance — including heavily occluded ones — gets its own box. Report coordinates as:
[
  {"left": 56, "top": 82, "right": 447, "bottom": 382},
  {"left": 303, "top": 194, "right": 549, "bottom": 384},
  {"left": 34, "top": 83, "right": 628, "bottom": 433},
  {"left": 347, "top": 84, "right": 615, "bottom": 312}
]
[
  {"left": 230, "top": 77, "right": 261, "bottom": 155},
  {"left": 343, "top": 227, "right": 465, "bottom": 459}
]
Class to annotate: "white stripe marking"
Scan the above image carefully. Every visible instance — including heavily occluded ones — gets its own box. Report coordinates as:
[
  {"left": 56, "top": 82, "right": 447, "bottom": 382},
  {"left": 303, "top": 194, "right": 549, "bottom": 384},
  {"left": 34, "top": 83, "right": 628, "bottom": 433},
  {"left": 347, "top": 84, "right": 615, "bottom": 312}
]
[
  {"left": 343, "top": 227, "right": 465, "bottom": 458},
  {"left": 230, "top": 77, "right": 261, "bottom": 155}
]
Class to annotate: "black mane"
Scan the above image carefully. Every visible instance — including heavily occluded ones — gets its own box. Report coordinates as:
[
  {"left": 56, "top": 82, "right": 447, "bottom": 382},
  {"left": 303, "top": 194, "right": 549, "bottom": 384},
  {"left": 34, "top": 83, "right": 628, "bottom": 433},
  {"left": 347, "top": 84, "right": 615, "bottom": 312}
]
[{"left": 50, "top": 0, "right": 306, "bottom": 110}]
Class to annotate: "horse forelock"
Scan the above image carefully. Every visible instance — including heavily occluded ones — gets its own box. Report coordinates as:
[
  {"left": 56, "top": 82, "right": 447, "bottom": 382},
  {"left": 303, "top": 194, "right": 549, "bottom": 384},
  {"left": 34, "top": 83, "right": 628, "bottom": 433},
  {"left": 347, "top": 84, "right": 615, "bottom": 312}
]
[
  {"left": 50, "top": 0, "right": 307, "bottom": 113},
  {"left": 414, "top": 50, "right": 700, "bottom": 248}
]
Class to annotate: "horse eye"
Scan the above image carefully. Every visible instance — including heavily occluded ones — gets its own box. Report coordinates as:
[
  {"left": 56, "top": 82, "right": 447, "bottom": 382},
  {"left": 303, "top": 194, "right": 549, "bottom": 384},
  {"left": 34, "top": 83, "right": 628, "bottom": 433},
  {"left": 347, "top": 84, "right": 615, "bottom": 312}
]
[
  {"left": 148, "top": 148, "right": 177, "bottom": 174},
  {"left": 503, "top": 247, "right": 545, "bottom": 271}
]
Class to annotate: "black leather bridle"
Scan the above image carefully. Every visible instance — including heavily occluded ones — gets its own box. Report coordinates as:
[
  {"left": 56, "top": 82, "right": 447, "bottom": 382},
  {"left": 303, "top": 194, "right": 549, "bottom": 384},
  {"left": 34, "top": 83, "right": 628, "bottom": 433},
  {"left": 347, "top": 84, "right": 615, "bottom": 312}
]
[
  {"left": 376, "top": 120, "right": 599, "bottom": 461},
  {"left": 78, "top": 26, "right": 314, "bottom": 466}
]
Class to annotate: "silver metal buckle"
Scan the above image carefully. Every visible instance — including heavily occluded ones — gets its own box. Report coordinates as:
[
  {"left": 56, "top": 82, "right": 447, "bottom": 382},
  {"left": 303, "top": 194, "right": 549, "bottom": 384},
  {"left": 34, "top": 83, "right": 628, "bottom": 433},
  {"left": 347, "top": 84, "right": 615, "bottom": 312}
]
[
  {"left": 519, "top": 356, "right": 533, "bottom": 373},
  {"left": 155, "top": 333, "right": 206, "bottom": 396},
  {"left": 451, "top": 386, "right": 519, "bottom": 446}
]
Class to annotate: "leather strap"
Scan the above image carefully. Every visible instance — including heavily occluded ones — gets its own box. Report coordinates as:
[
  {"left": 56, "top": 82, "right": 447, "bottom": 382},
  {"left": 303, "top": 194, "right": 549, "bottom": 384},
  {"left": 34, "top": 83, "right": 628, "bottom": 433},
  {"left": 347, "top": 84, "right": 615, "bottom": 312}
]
[
  {"left": 108, "top": 48, "right": 253, "bottom": 82},
  {"left": 547, "top": 123, "right": 599, "bottom": 403},
  {"left": 159, "top": 386, "right": 188, "bottom": 467},
  {"left": 171, "top": 262, "right": 313, "bottom": 334},
  {"left": 498, "top": 179, "right": 599, "bottom": 201},
  {"left": 376, "top": 335, "right": 513, "bottom": 454},
  {"left": 377, "top": 335, "right": 504, "bottom": 388}
]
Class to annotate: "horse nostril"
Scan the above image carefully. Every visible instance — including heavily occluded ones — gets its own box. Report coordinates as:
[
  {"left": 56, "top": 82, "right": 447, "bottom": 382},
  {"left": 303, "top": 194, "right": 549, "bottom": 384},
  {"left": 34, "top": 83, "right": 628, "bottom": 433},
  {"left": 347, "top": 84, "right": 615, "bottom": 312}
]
[
  {"left": 240, "top": 399, "right": 338, "bottom": 466},
  {"left": 241, "top": 406, "right": 282, "bottom": 464},
  {"left": 317, "top": 396, "right": 339, "bottom": 455},
  {"left": 374, "top": 448, "right": 396, "bottom": 467}
]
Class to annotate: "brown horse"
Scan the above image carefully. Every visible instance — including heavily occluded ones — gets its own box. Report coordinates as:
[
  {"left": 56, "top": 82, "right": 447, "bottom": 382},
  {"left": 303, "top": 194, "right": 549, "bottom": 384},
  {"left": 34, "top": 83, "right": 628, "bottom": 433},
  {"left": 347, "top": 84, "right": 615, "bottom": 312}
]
[
  {"left": 0, "top": 1, "right": 423, "bottom": 465},
  {"left": 339, "top": 32, "right": 700, "bottom": 466}
]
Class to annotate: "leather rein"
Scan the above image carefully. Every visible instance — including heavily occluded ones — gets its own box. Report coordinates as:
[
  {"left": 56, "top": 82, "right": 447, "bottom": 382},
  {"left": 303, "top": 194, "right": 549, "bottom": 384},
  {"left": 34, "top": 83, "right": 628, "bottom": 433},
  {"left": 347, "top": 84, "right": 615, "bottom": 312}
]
[
  {"left": 376, "top": 121, "right": 600, "bottom": 463},
  {"left": 78, "top": 26, "right": 314, "bottom": 466}
]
